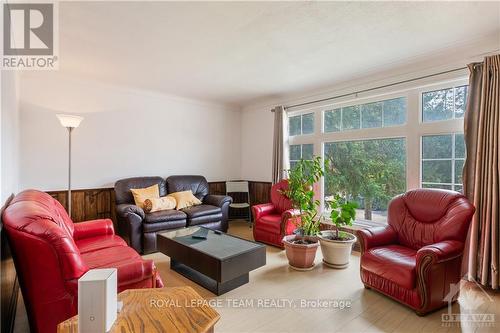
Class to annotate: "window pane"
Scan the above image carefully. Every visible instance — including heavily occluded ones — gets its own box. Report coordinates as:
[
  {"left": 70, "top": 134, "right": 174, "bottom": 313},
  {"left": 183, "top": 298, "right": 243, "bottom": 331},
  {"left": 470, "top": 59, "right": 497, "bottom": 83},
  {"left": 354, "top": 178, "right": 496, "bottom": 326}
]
[
  {"left": 324, "top": 109, "right": 341, "bottom": 132},
  {"left": 423, "top": 88, "right": 454, "bottom": 122},
  {"left": 422, "top": 135, "right": 452, "bottom": 159},
  {"left": 454, "top": 185, "right": 463, "bottom": 193},
  {"left": 455, "top": 159, "right": 464, "bottom": 184},
  {"left": 342, "top": 106, "right": 360, "bottom": 130},
  {"left": 455, "top": 133, "right": 465, "bottom": 158},
  {"left": 454, "top": 86, "right": 467, "bottom": 119},
  {"left": 290, "top": 145, "right": 301, "bottom": 160},
  {"left": 383, "top": 97, "right": 407, "bottom": 126},
  {"left": 324, "top": 138, "right": 406, "bottom": 223},
  {"left": 302, "top": 113, "right": 314, "bottom": 135},
  {"left": 422, "top": 160, "right": 452, "bottom": 183},
  {"left": 423, "top": 183, "right": 452, "bottom": 190},
  {"left": 302, "top": 144, "right": 314, "bottom": 160},
  {"left": 361, "top": 102, "right": 382, "bottom": 128},
  {"left": 290, "top": 161, "right": 298, "bottom": 170},
  {"left": 289, "top": 116, "right": 301, "bottom": 136}
]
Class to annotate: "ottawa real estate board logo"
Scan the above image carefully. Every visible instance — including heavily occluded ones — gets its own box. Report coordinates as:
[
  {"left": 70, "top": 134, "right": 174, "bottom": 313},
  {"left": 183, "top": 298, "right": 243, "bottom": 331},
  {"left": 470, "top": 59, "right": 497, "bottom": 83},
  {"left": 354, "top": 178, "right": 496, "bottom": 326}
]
[{"left": 2, "top": 1, "right": 58, "bottom": 69}]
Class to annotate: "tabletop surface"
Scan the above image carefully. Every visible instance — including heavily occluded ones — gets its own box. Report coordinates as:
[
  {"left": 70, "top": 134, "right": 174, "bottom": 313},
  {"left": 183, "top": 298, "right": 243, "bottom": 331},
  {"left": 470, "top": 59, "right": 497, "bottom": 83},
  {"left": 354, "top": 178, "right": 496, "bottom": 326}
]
[
  {"left": 159, "top": 226, "right": 264, "bottom": 260},
  {"left": 57, "top": 287, "right": 220, "bottom": 333}
]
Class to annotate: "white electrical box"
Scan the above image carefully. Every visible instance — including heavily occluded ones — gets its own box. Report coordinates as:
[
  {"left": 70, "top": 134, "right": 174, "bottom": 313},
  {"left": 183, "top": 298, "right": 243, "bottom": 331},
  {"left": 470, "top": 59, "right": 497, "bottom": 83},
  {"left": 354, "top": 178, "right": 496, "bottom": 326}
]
[{"left": 78, "top": 268, "right": 117, "bottom": 333}]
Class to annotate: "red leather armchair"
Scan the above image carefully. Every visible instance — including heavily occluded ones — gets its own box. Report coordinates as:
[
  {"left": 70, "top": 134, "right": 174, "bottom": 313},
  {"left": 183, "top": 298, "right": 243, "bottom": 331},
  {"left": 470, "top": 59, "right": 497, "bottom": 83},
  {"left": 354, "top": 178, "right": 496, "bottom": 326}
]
[
  {"left": 252, "top": 180, "right": 299, "bottom": 248},
  {"left": 2, "top": 190, "right": 164, "bottom": 333},
  {"left": 357, "top": 189, "right": 475, "bottom": 315}
]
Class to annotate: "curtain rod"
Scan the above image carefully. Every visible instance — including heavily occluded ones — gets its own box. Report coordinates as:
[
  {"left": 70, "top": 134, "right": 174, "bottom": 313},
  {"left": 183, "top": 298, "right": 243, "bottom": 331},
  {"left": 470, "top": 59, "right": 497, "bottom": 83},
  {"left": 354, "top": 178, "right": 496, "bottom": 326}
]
[{"left": 277, "top": 66, "right": 468, "bottom": 111}]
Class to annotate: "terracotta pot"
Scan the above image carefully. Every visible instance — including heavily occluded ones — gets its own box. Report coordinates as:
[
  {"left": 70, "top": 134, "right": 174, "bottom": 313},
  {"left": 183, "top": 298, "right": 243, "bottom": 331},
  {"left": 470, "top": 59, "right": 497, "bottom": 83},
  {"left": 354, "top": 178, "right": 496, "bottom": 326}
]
[
  {"left": 318, "top": 230, "right": 356, "bottom": 269},
  {"left": 282, "top": 234, "right": 319, "bottom": 271}
]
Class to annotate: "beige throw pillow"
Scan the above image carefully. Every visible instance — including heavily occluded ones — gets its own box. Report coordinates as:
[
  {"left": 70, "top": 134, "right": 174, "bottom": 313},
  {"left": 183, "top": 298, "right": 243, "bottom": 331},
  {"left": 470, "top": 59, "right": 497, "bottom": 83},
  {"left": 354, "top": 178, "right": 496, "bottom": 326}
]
[
  {"left": 143, "top": 196, "right": 177, "bottom": 213},
  {"left": 130, "top": 184, "right": 160, "bottom": 209},
  {"left": 168, "top": 190, "right": 202, "bottom": 210}
]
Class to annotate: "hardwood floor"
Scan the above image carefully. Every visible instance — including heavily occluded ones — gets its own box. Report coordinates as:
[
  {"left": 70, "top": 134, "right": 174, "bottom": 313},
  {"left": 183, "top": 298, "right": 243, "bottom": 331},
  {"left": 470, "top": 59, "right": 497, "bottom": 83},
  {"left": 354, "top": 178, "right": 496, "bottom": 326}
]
[{"left": 144, "top": 220, "right": 500, "bottom": 333}]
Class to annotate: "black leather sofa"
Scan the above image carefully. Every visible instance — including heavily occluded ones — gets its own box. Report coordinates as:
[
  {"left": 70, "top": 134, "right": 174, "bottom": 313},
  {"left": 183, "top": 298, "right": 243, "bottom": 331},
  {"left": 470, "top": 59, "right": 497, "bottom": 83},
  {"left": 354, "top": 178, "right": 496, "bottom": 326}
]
[{"left": 115, "top": 175, "right": 232, "bottom": 254}]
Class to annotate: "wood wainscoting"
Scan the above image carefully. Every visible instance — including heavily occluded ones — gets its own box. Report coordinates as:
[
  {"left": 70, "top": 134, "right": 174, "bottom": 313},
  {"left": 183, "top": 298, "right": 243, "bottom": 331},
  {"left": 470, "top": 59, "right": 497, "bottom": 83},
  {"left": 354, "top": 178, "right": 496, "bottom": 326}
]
[{"left": 46, "top": 181, "right": 272, "bottom": 224}]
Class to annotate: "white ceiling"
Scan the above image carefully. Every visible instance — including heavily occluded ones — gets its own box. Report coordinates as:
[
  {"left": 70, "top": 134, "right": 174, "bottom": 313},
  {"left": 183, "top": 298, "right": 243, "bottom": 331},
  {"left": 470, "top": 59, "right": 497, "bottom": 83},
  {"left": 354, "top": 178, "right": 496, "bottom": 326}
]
[{"left": 25, "top": 1, "right": 500, "bottom": 107}]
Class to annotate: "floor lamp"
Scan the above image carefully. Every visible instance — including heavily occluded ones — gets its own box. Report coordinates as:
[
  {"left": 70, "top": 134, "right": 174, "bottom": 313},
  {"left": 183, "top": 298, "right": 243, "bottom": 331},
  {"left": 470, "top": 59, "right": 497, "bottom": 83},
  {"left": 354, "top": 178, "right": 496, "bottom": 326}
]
[{"left": 57, "top": 114, "right": 84, "bottom": 218}]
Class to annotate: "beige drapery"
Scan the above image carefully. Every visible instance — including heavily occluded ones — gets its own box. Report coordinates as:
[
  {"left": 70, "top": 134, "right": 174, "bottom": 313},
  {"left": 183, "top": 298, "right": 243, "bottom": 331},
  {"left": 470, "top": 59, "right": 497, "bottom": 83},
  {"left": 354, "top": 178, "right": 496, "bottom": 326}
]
[
  {"left": 463, "top": 54, "right": 500, "bottom": 289},
  {"left": 271, "top": 106, "right": 289, "bottom": 184}
]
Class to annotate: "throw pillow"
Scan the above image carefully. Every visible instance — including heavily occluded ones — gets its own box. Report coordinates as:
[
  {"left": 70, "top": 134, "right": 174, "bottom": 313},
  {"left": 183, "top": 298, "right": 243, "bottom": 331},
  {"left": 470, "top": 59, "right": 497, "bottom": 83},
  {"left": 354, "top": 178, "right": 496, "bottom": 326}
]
[
  {"left": 143, "top": 196, "right": 177, "bottom": 213},
  {"left": 168, "top": 190, "right": 202, "bottom": 210},
  {"left": 130, "top": 184, "right": 160, "bottom": 209}
]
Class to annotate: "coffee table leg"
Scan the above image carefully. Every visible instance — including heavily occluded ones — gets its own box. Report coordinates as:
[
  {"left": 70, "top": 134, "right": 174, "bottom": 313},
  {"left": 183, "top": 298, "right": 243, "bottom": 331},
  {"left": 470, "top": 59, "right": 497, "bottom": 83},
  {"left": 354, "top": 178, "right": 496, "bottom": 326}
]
[{"left": 171, "top": 259, "right": 249, "bottom": 295}]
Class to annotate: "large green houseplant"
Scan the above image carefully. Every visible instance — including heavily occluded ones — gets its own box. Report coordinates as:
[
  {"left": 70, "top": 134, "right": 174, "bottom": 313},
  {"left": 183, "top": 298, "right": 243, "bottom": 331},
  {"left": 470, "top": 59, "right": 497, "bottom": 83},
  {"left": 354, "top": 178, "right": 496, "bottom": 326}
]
[{"left": 281, "top": 156, "right": 324, "bottom": 270}]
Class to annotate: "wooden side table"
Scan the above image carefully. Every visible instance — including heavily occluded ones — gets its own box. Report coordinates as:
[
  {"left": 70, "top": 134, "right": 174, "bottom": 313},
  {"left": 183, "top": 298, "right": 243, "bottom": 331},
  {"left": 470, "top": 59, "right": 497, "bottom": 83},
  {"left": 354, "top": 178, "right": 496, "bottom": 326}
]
[{"left": 57, "top": 287, "right": 220, "bottom": 333}]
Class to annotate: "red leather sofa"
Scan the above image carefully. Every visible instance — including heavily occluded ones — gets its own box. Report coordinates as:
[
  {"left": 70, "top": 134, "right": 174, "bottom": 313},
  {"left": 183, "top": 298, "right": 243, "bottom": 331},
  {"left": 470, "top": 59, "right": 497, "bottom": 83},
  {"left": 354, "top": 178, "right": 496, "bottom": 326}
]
[
  {"left": 252, "top": 180, "right": 299, "bottom": 248},
  {"left": 357, "top": 189, "right": 475, "bottom": 315},
  {"left": 2, "top": 190, "right": 164, "bottom": 333}
]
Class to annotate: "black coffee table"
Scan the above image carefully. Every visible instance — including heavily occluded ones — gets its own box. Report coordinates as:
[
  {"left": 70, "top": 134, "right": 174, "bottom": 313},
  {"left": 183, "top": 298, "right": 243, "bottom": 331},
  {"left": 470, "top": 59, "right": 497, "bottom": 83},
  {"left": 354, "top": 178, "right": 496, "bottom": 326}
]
[{"left": 157, "top": 227, "right": 266, "bottom": 295}]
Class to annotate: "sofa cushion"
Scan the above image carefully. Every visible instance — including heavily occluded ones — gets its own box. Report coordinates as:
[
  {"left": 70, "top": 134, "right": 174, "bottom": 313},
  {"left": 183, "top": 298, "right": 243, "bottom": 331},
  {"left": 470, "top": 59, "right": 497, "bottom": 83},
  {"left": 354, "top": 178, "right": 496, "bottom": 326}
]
[
  {"left": 182, "top": 204, "right": 221, "bottom": 218},
  {"left": 82, "top": 246, "right": 155, "bottom": 286},
  {"left": 361, "top": 245, "right": 417, "bottom": 290},
  {"left": 144, "top": 209, "right": 186, "bottom": 224},
  {"left": 182, "top": 204, "right": 222, "bottom": 226},
  {"left": 256, "top": 214, "right": 282, "bottom": 234},
  {"left": 143, "top": 219, "right": 187, "bottom": 233},
  {"left": 76, "top": 235, "right": 127, "bottom": 253}
]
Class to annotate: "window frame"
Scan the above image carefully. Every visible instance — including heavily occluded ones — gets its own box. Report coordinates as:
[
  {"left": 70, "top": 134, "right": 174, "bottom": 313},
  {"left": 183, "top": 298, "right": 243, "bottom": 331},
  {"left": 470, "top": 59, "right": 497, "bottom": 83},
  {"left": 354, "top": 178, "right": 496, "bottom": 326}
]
[
  {"left": 288, "top": 112, "right": 315, "bottom": 137},
  {"left": 420, "top": 133, "right": 465, "bottom": 191},
  {"left": 286, "top": 77, "right": 468, "bottom": 225}
]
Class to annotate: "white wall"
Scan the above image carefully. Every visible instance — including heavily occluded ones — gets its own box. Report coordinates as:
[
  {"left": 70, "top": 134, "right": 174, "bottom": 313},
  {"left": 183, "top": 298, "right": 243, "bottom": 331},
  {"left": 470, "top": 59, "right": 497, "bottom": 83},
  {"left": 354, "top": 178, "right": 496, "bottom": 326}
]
[
  {"left": 240, "top": 107, "right": 274, "bottom": 182},
  {"left": 19, "top": 73, "right": 241, "bottom": 191},
  {"left": 1, "top": 71, "right": 20, "bottom": 203}
]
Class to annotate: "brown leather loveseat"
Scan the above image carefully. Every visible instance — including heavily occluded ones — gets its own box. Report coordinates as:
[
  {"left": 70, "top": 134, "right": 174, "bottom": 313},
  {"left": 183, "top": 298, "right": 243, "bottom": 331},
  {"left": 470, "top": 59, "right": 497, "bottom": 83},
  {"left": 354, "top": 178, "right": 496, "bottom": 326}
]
[{"left": 115, "top": 175, "right": 232, "bottom": 254}]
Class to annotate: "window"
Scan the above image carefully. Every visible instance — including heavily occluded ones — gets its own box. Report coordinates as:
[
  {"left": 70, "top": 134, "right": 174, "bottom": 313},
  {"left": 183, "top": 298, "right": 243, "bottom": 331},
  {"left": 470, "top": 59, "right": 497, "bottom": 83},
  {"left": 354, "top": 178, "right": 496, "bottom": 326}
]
[
  {"left": 324, "top": 138, "right": 406, "bottom": 223},
  {"left": 287, "top": 78, "right": 467, "bottom": 226},
  {"left": 289, "top": 144, "right": 313, "bottom": 169},
  {"left": 422, "top": 85, "right": 468, "bottom": 122},
  {"left": 324, "top": 97, "right": 406, "bottom": 133},
  {"left": 289, "top": 113, "right": 314, "bottom": 136},
  {"left": 421, "top": 133, "right": 464, "bottom": 192}
]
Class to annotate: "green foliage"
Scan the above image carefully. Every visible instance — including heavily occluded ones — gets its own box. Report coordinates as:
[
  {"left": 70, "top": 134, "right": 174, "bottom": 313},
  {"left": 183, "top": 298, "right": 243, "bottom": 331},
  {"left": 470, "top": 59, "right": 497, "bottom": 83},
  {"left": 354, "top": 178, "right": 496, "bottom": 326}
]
[
  {"left": 324, "top": 139, "right": 406, "bottom": 220},
  {"left": 326, "top": 195, "right": 357, "bottom": 239},
  {"left": 283, "top": 156, "right": 324, "bottom": 237}
]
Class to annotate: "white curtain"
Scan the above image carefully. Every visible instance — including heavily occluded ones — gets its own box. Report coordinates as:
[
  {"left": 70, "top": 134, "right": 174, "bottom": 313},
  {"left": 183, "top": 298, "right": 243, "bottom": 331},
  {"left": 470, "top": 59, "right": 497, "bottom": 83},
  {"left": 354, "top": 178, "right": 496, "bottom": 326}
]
[{"left": 271, "top": 106, "right": 289, "bottom": 184}]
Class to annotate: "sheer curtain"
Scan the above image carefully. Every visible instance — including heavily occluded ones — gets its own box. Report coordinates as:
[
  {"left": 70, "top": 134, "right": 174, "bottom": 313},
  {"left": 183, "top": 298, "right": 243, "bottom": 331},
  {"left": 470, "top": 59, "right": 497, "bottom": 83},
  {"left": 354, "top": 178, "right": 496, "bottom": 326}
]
[{"left": 271, "top": 106, "right": 289, "bottom": 184}]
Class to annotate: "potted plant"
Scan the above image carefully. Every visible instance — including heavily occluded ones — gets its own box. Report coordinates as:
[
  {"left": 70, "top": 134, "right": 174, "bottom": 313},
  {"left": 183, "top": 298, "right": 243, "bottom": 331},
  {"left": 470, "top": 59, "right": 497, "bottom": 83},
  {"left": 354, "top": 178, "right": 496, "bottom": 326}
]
[
  {"left": 319, "top": 194, "right": 358, "bottom": 268},
  {"left": 282, "top": 156, "right": 324, "bottom": 271}
]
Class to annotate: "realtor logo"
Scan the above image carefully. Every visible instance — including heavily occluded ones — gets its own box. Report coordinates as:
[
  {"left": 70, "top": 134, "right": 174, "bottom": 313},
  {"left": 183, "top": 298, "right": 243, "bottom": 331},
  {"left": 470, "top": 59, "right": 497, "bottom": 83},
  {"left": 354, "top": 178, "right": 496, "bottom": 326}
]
[
  {"left": 442, "top": 275, "right": 495, "bottom": 328},
  {"left": 2, "top": 2, "right": 58, "bottom": 69}
]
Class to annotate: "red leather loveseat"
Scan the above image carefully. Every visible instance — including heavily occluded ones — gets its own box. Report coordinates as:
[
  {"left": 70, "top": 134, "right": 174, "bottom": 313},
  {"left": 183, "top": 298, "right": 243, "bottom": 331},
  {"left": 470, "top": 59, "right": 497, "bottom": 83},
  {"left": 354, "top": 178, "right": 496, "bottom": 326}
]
[
  {"left": 2, "top": 190, "right": 164, "bottom": 333},
  {"left": 357, "top": 189, "right": 475, "bottom": 315},
  {"left": 252, "top": 180, "right": 299, "bottom": 248}
]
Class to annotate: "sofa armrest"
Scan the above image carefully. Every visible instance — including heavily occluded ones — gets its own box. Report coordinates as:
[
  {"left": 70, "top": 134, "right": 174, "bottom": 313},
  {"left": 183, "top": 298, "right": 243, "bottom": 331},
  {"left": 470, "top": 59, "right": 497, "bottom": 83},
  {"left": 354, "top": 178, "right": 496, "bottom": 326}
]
[
  {"left": 282, "top": 209, "right": 301, "bottom": 223},
  {"left": 204, "top": 194, "right": 233, "bottom": 207},
  {"left": 116, "top": 203, "right": 145, "bottom": 220},
  {"left": 73, "top": 219, "right": 115, "bottom": 240},
  {"left": 252, "top": 203, "right": 276, "bottom": 221},
  {"left": 357, "top": 225, "right": 398, "bottom": 253},
  {"left": 416, "top": 240, "right": 464, "bottom": 264}
]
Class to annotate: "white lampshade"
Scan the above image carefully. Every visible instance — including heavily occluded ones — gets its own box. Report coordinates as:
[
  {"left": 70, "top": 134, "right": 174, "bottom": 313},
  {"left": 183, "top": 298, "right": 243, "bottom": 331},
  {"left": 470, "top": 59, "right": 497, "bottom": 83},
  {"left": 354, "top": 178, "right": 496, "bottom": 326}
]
[{"left": 56, "top": 114, "right": 84, "bottom": 128}]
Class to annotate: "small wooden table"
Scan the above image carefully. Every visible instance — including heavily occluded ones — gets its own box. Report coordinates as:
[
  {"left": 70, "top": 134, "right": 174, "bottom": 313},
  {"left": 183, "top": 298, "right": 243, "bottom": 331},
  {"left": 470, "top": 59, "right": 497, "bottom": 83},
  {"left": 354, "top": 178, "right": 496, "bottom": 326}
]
[{"left": 57, "top": 287, "right": 220, "bottom": 333}]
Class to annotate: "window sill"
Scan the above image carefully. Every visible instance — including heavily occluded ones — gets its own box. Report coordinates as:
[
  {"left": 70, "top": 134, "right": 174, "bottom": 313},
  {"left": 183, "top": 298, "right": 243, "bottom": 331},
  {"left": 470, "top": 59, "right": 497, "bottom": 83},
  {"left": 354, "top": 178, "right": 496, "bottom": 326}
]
[{"left": 320, "top": 217, "right": 387, "bottom": 231}]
